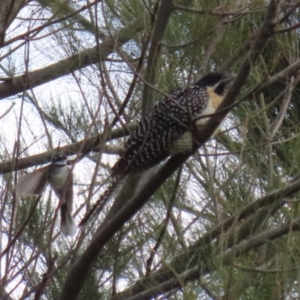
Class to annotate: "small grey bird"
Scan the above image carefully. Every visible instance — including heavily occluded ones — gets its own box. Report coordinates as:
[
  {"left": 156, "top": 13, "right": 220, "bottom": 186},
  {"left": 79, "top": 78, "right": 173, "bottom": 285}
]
[{"left": 16, "top": 154, "right": 76, "bottom": 236}]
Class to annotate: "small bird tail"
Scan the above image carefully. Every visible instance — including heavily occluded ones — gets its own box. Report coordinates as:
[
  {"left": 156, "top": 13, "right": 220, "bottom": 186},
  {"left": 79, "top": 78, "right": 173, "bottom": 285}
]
[
  {"left": 60, "top": 203, "right": 76, "bottom": 236},
  {"left": 78, "top": 176, "right": 124, "bottom": 227}
]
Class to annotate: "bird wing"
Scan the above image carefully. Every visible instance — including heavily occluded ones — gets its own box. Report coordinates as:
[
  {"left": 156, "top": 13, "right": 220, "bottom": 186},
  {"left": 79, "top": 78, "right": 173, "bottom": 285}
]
[{"left": 16, "top": 168, "right": 48, "bottom": 197}]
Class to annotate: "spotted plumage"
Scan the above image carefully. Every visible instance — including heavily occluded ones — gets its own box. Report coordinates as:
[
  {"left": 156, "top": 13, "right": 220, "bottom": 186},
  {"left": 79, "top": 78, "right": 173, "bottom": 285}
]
[
  {"left": 111, "top": 71, "right": 234, "bottom": 177},
  {"left": 79, "top": 71, "right": 235, "bottom": 226},
  {"left": 111, "top": 87, "right": 207, "bottom": 177}
]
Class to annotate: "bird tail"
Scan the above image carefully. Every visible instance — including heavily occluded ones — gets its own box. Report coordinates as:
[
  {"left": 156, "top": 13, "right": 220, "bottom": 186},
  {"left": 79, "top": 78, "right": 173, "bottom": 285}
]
[
  {"left": 60, "top": 203, "right": 76, "bottom": 236},
  {"left": 78, "top": 176, "right": 124, "bottom": 227}
]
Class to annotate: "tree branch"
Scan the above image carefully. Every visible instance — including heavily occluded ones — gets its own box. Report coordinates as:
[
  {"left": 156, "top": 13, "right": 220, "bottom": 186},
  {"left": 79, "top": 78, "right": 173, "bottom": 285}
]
[
  {"left": 141, "top": 0, "right": 174, "bottom": 116},
  {"left": 0, "top": 122, "right": 135, "bottom": 174},
  {"left": 115, "top": 175, "right": 300, "bottom": 299},
  {"left": 115, "top": 217, "right": 300, "bottom": 300},
  {"left": 0, "top": 18, "right": 145, "bottom": 101}
]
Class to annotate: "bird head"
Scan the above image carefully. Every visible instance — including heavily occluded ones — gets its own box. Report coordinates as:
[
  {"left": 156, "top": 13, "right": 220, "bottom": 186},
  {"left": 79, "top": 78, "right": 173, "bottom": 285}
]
[
  {"left": 52, "top": 154, "right": 67, "bottom": 165},
  {"left": 195, "top": 71, "right": 236, "bottom": 96}
]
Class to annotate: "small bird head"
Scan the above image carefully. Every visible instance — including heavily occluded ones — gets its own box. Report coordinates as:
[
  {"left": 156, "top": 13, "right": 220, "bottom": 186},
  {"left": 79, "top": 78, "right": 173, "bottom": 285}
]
[
  {"left": 195, "top": 71, "right": 236, "bottom": 96},
  {"left": 52, "top": 154, "right": 67, "bottom": 165}
]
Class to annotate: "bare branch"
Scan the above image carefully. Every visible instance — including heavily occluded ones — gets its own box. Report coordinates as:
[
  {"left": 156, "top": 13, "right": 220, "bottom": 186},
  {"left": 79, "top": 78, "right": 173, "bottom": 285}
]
[
  {"left": 141, "top": 0, "right": 174, "bottom": 115},
  {"left": 0, "top": 123, "right": 136, "bottom": 174},
  {"left": 0, "top": 18, "right": 145, "bottom": 101},
  {"left": 115, "top": 175, "right": 300, "bottom": 299}
]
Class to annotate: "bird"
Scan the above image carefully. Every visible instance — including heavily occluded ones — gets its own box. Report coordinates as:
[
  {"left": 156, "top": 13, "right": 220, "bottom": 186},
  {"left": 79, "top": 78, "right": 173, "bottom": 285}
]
[
  {"left": 16, "top": 154, "right": 76, "bottom": 236},
  {"left": 79, "top": 71, "right": 235, "bottom": 226}
]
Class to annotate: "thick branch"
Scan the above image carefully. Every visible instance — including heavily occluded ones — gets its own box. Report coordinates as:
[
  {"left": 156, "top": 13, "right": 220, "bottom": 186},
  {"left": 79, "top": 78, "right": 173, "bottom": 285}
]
[
  {"left": 37, "top": 0, "right": 107, "bottom": 40},
  {"left": 0, "top": 18, "right": 144, "bottom": 100},
  {"left": 0, "top": 0, "right": 25, "bottom": 47},
  {"left": 141, "top": 0, "right": 174, "bottom": 116}
]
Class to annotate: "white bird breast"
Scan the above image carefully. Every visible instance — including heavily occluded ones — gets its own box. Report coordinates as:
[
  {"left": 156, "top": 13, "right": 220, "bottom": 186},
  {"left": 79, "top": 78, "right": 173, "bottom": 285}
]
[{"left": 49, "top": 166, "right": 70, "bottom": 189}]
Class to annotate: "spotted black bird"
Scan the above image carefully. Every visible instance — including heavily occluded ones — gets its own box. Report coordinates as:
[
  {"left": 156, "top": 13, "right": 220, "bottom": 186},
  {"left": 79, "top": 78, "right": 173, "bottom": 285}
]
[
  {"left": 16, "top": 154, "right": 76, "bottom": 236},
  {"left": 79, "top": 71, "right": 235, "bottom": 226}
]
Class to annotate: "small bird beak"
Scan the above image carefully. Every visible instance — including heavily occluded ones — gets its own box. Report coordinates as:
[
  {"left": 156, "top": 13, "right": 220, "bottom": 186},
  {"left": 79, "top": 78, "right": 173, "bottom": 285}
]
[{"left": 222, "top": 72, "right": 236, "bottom": 84}]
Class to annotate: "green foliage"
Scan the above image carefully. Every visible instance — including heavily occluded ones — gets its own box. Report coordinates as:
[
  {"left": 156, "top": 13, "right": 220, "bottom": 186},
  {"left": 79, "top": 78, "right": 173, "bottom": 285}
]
[{"left": 2, "top": 0, "right": 300, "bottom": 299}]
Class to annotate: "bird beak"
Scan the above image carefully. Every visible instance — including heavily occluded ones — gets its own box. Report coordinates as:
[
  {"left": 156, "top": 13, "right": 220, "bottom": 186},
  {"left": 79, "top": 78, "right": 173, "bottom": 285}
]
[{"left": 222, "top": 73, "right": 236, "bottom": 84}]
